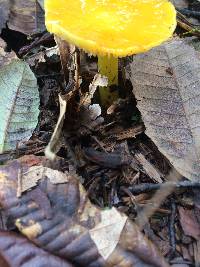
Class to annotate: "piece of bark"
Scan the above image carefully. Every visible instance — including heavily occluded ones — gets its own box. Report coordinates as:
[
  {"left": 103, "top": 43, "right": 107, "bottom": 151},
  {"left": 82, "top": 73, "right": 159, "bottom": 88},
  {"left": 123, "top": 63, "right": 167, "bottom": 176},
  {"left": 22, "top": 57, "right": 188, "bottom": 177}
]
[
  {"left": 134, "top": 153, "right": 163, "bottom": 183},
  {"left": 83, "top": 147, "right": 131, "bottom": 169},
  {"left": 0, "top": 155, "right": 170, "bottom": 267}
]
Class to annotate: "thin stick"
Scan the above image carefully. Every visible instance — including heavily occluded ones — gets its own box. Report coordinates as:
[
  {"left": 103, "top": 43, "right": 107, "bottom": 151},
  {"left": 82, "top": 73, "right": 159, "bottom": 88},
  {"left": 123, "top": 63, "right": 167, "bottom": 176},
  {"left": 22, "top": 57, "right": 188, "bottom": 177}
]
[
  {"left": 135, "top": 168, "right": 181, "bottom": 230},
  {"left": 169, "top": 199, "right": 176, "bottom": 256},
  {"left": 17, "top": 168, "right": 22, "bottom": 198},
  {"left": 127, "top": 180, "right": 200, "bottom": 195}
]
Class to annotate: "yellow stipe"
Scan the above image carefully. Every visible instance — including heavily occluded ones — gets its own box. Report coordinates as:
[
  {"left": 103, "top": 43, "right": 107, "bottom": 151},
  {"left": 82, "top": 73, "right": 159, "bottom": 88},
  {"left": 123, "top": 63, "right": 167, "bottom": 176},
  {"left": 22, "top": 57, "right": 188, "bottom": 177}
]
[{"left": 98, "top": 55, "right": 118, "bottom": 106}]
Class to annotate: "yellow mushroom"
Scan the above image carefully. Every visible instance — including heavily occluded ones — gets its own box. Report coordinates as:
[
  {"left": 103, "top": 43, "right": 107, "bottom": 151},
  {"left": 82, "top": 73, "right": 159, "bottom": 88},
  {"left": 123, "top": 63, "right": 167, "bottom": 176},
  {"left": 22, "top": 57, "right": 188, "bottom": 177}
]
[{"left": 45, "top": 0, "right": 176, "bottom": 106}]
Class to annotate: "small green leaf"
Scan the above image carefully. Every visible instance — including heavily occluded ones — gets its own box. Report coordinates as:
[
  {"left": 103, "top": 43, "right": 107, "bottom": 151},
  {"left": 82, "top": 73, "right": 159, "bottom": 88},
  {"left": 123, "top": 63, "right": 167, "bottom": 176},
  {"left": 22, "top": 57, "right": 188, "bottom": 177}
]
[{"left": 0, "top": 60, "right": 39, "bottom": 153}]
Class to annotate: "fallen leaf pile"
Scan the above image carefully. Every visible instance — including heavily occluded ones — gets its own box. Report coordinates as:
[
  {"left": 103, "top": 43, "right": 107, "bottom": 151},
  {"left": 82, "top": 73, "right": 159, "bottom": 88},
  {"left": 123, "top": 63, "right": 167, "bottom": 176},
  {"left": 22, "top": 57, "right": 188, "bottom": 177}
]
[
  {"left": 0, "top": 155, "right": 169, "bottom": 267},
  {"left": 1, "top": 0, "right": 200, "bottom": 266}
]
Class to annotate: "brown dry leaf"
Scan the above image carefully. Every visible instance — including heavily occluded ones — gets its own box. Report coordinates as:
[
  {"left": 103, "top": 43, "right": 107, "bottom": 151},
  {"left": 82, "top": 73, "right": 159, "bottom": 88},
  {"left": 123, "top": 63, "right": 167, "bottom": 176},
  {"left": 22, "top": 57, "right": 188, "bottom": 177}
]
[
  {"left": 0, "top": 155, "right": 169, "bottom": 267},
  {"left": 171, "top": 0, "right": 188, "bottom": 9},
  {"left": 0, "top": 0, "right": 45, "bottom": 35},
  {"left": 149, "top": 230, "right": 171, "bottom": 257},
  {"left": 17, "top": 165, "right": 73, "bottom": 196},
  {"left": 181, "top": 245, "right": 192, "bottom": 262},
  {"left": 178, "top": 207, "right": 200, "bottom": 240},
  {"left": 0, "top": 231, "right": 74, "bottom": 267},
  {"left": 8, "top": 0, "right": 45, "bottom": 34},
  {"left": 127, "top": 39, "right": 200, "bottom": 181},
  {"left": 0, "top": 38, "right": 17, "bottom": 66},
  {"left": 0, "top": 0, "right": 10, "bottom": 34}
]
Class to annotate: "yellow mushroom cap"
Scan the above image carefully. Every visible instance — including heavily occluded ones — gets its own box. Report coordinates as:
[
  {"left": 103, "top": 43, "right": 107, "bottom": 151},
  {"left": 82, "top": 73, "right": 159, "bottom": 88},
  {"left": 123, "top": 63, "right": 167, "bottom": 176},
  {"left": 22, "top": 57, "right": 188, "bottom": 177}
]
[{"left": 45, "top": 0, "right": 176, "bottom": 57}]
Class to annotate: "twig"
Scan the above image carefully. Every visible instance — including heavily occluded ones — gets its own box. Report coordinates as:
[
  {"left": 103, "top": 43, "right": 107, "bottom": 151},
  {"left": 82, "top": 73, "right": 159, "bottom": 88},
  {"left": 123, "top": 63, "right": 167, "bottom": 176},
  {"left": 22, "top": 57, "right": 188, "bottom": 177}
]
[
  {"left": 177, "top": 11, "right": 200, "bottom": 38},
  {"left": 19, "top": 32, "right": 53, "bottom": 56},
  {"left": 169, "top": 199, "right": 176, "bottom": 257},
  {"left": 36, "top": 73, "right": 63, "bottom": 79},
  {"left": 83, "top": 147, "right": 131, "bottom": 168},
  {"left": 177, "top": 8, "right": 200, "bottom": 20},
  {"left": 127, "top": 180, "right": 200, "bottom": 195},
  {"left": 17, "top": 168, "right": 22, "bottom": 198},
  {"left": 91, "top": 135, "right": 108, "bottom": 153},
  {"left": 121, "top": 186, "right": 139, "bottom": 210},
  {"left": 135, "top": 168, "right": 181, "bottom": 230}
]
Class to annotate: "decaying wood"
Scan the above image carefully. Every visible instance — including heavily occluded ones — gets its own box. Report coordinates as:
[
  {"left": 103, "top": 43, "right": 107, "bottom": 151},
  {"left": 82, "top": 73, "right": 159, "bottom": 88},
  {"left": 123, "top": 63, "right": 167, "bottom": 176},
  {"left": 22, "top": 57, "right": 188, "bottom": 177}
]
[
  {"left": 133, "top": 153, "right": 163, "bottom": 183},
  {"left": 55, "top": 36, "right": 72, "bottom": 86}
]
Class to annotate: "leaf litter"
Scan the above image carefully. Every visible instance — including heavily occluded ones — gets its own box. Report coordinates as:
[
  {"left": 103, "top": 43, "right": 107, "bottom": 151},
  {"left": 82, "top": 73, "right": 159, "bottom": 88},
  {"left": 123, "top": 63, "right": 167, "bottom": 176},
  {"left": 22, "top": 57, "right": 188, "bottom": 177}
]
[
  {"left": 0, "top": 156, "right": 170, "bottom": 267},
  {"left": 0, "top": 0, "right": 200, "bottom": 266}
]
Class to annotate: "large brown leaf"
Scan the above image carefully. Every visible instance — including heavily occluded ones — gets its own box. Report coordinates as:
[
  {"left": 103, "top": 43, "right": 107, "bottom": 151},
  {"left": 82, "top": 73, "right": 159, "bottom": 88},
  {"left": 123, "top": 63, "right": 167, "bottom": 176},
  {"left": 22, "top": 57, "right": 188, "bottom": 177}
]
[
  {"left": 0, "top": 156, "right": 169, "bottom": 267},
  {"left": 171, "top": 0, "right": 188, "bottom": 9},
  {"left": 0, "top": 231, "right": 74, "bottom": 267},
  {"left": 0, "top": 0, "right": 10, "bottom": 33},
  {"left": 127, "top": 39, "right": 200, "bottom": 181},
  {"left": 0, "top": 0, "right": 45, "bottom": 35}
]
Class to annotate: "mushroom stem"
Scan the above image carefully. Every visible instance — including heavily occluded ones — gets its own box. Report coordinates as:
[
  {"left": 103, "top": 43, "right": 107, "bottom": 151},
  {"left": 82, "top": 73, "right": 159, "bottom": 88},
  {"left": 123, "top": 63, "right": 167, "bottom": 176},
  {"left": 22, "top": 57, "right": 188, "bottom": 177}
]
[{"left": 98, "top": 55, "right": 118, "bottom": 107}]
